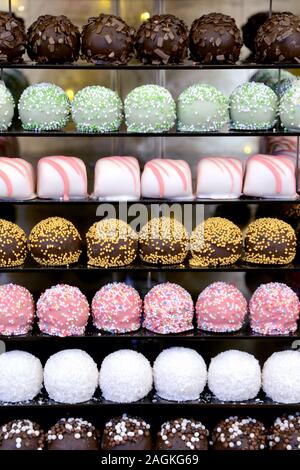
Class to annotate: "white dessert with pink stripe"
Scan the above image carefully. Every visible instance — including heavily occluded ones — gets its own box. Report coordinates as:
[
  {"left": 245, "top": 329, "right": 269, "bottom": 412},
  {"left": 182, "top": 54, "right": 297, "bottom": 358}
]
[
  {"left": 93, "top": 156, "right": 140, "bottom": 201},
  {"left": 141, "top": 158, "right": 193, "bottom": 200},
  {"left": 244, "top": 154, "right": 297, "bottom": 199},
  {"left": 0, "top": 157, "right": 35, "bottom": 200},
  {"left": 37, "top": 156, "right": 87, "bottom": 200},
  {"left": 196, "top": 157, "right": 243, "bottom": 199}
]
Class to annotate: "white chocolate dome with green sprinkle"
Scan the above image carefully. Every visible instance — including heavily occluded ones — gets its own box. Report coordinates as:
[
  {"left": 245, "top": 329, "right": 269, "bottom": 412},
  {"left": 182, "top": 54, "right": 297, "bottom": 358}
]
[
  {"left": 230, "top": 82, "right": 277, "bottom": 130},
  {"left": 177, "top": 84, "right": 229, "bottom": 132},
  {"left": 18, "top": 83, "right": 70, "bottom": 131},
  {"left": 279, "top": 82, "right": 300, "bottom": 130},
  {"left": 71, "top": 86, "right": 123, "bottom": 133},
  {"left": 0, "top": 82, "right": 14, "bottom": 131},
  {"left": 125, "top": 84, "right": 176, "bottom": 133}
]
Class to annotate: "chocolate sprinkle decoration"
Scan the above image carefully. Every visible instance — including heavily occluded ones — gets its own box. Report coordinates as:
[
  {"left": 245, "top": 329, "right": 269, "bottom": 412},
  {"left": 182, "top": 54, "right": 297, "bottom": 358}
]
[
  {"left": 269, "top": 414, "right": 300, "bottom": 450},
  {"left": 102, "top": 415, "right": 152, "bottom": 451},
  {"left": 255, "top": 12, "right": 300, "bottom": 63},
  {"left": 27, "top": 15, "right": 80, "bottom": 64},
  {"left": 157, "top": 418, "right": 208, "bottom": 451},
  {"left": 0, "top": 419, "right": 45, "bottom": 450},
  {"left": 135, "top": 14, "right": 188, "bottom": 65},
  {"left": 0, "top": 11, "right": 26, "bottom": 63},
  {"left": 189, "top": 12, "right": 242, "bottom": 64},
  {"left": 81, "top": 14, "right": 135, "bottom": 64},
  {"left": 47, "top": 417, "right": 99, "bottom": 451},
  {"left": 212, "top": 416, "right": 266, "bottom": 450}
]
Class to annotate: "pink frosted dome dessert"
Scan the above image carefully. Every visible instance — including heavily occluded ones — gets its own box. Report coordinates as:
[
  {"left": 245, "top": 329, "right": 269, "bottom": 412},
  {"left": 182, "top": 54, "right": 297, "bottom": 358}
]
[
  {"left": 249, "top": 282, "right": 300, "bottom": 335},
  {"left": 196, "top": 281, "right": 247, "bottom": 332},
  {"left": 0, "top": 284, "right": 34, "bottom": 336},
  {"left": 37, "top": 284, "right": 90, "bottom": 337},
  {"left": 143, "top": 282, "right": 194, "bottom": 334},
  {"left": 92, "top": 282, "right": 142, "bottom": 333}
]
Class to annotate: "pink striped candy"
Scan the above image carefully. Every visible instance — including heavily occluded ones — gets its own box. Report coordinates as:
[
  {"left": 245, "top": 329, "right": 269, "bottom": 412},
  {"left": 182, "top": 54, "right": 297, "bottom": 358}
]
[
  {"left": 196, "top": 157, "right": 243, "bottom": 199},
  {"left": 0, "top": 157, "right": 35, "bottom": 200}
]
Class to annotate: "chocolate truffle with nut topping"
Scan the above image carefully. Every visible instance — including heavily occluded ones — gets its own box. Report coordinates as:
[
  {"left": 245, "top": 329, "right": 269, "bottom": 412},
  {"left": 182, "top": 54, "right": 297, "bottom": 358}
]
[
  {"left": 156, "top": 418, "right": 208, "bottom": 450},
  {"left": 86, "top": 218, "right": 138, "bottom": 267},
  {"left": 243, "top": 217, "right": 296, "bottom": 265},
  {"left": 27, "top": 15, "right": 80, "bottom": 64},
  {"left": 189, "top": 13, "right": 242, "bottom": 64},
  {"left": 212, "top": 416, "right": 266, "bottom": 450},
  {"left": 139, "top": 216, "right": 189, "bottom": 265},
  {"left": 255, "top": 13, "right": 300, "bottom": 64},
  {"left": 81, "top": 14, "right": 135, "bottom": 64},
  {"left": 0, "top": 219, "right": 27, "bottom": 267},
  {"left": 0, "top": 11, "right": 26, "bottom": 63},
  {"left": 28, "top": 216, "right": 81, "bottom": 266},
  {"left": 135, "top": 14, "right": 188, "bottom": 64},
  {"left": 102, "top": 415, "right": 152, "bottom": 450},
  {"left": 0, "top": 419, "right": 45, "bottom": 450},
  {"left": 47, "top": 418, "right": 99, "bottom": 450},
  {"left": 189, "top": 217, "right": 243, "bottom": 267}
]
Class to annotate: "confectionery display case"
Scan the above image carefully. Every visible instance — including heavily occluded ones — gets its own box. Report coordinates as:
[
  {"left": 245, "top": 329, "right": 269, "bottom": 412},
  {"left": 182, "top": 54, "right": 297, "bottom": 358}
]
[{"left": 1, "top": 0, "right": 300, "bottom": 459}]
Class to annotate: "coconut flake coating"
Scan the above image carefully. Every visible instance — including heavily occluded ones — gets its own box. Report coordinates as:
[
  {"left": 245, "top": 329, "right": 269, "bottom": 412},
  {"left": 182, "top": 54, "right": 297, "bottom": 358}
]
[
  {"left": 279, "top": 83, "right": 300, "bottom": 130},
  {"left": 139, "top": 216, "right": 189, "bottom": 265},
  {"left": 177, "top": 84, "right": 229, "bottom": 132},
  {"left": 190, "top": 217, "right": 243, "bottom": 267},
  {"left": 91, "top": 282, "right": 142, "bottom": 333},
  {"left": 44, "top": 349, "right": 99, "bottom": 404},
  {"left": 71, "top": 86, "right": 123, "bottom": 133},
  {"left": 196, "top": 282, "right": 247, "bottom": 333},
  {"left": 208, "top": 350, "right": 261, "bottom": 402},
  {"left": 243, "top": 217, "right": 296, "bottom": 265},
  {"left": 153, "top": 347, "right": 207, "bottom": 402},
  {"left": 212, "top": 416, "right": 266, "bottom": 450},
  {"left": 0, "top": 419, "right": 45, "bottom": 450},
  {"left": 125, "top": 85, "right": 176, "bottom": 133},
  {"left": 0, "top": 350, "right": 43, "bottom": 403},
  {"left": 0, "top": 284, "right": 34, "bottom": 336},
  {"left": 99, "top": 349, "right": 152, "bottom": 403},
  {"left": 143, "top": 282, "right": 194, "bottom": 334},
  {"left": 37, "top": 284, "right": 90, "bottom": 337},
  {"left": 263, "top": 350, "right": 300, "bottom": 403},
  {"left": 18, "top": 83, "right": 70, "bottom": 131},
  {"left": 0, "top": 83, "right": 14, "bottom": 131},
  {"left": 268, "top": 414, "right": 300, "bottom": 450},
  {"left": 230, "top": 82, "right": 278, "bottom": 130},
  {"left": 250, "top": 282, "right": 300, "bottom": 335},
  {"left": 47, "top": 417, "right": 99, "bottom": 450}
]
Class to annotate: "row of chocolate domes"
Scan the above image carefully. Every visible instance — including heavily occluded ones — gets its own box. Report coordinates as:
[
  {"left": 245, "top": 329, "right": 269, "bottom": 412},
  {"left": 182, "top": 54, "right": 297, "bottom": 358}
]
[
  {"left": 0, "top": 153, "right": 297, "bottom": 202},
  {"left": 1, "top": 80, "right": 300, "bottom": 133},
  {"left": 0, "top": 281, "right": 298, "bottom": 337},
  {"left": 1, "top": 414, "right": 298, "bottom": 451},
  {"left": 0, "top": 216, "right": 297, "bottom": 268},
  {"left": 2, "top": 11, "right": 300, "bottom": 65},
  {"left": 0, "top": 347, "right": 299, "bottom": 404}
]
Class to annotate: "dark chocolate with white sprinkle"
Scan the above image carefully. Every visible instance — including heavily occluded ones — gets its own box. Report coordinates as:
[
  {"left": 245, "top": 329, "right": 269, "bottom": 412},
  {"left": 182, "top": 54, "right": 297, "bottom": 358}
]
[
  {"left": 102, "top": 415, "right": 152, "bottom": 450},
  {"left": 0, "top": 419, "right": 45, "bottom": 450},
  {"left": 135, "top": 14, "right": 188, "bottom": 65},
  {"left": 269, "top": 414, "right": 300, "bottom": 450},
  {"left": 27, "top": 15, "right": 80, "bottom": 64},
  {"left": 47, "top": 417, "right": 99, "bottom": 451},
  {"left": 157, "top": 418, "right": 208, "bottom": 451},
  {"left": 0, "top": 11, "right": 26, "bottom": 63},
  {"left": 189, "top": 13, "right": 242, "bottom": 64},
  {"left": 81, "top": 14, "right": 135, "bottom": 64},
  {"left": 212, "top": 416, "right": 266, "bottom": 450},
  {"left": 255, "top": 13, "right": 300, "bottom": 63}
]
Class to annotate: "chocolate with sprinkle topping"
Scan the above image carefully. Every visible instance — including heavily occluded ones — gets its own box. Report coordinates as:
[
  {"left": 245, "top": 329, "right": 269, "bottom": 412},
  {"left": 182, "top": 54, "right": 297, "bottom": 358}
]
[
  {"left": 157, "top": 418, "right": 208, "bottom": 450},
  {"left": 269, "top": 414, "right": 300, "bottom": 450},
  {"left": 255, "top": 12, "right": 300, "bottom": 63},
  {"left": 189, "top": 13, "right": 242, "bottom": 64},
  {"left": 135, "top": 14, "right": 188, "bottom": 65},
  {"left": 47, "top": 418, "right": 99, "bottom": 450},
  {"left": 27, "top": 15, "right": 80, "bottom": 64},
  {"left": 81, "top": 14, "right": 135, "bottom": 64},
  {"left": 0, "top": 11, "right": 26, "bottom": 63},
  {"left": 212, "top": 416, "right": 266, "bottom": 450},
  {"left": 102, "top": 415, "right": 152, "bottom": 450},
  {"left": 0, "top": 419, "right": 45, "bottom": 450}
]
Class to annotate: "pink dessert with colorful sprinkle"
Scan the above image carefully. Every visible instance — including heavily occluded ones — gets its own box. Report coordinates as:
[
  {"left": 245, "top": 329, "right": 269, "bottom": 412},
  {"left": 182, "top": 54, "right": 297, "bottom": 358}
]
[
  {"left": 250, "top": 282, "right": 300, "bottom": 335},
  {"left": 196, "top": 281, "right": 247, "bottom": 332},
  {"left": 0, "top": 284, "right": 35, "bottom": 335},
  {"left": 91, "top": 282, "right": 142, "bottom": 333},
  {"left": 143, "top": 282, "right": 194, "bottom": 334},
  {"left": 37, "top": 284, "right": 90, "bottom": 337}
]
